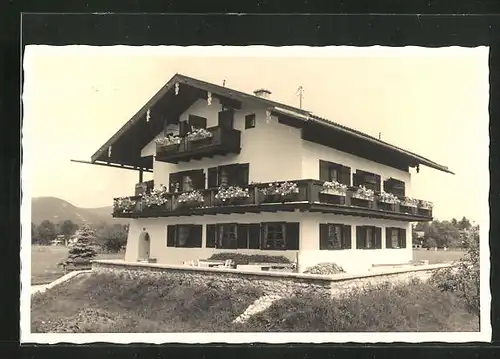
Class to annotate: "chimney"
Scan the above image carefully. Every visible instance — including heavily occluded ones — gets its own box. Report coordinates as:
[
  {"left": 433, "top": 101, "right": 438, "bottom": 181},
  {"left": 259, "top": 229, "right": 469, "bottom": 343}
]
[{"left": 253, "top": 88, "right": 272, "bottom": 99}]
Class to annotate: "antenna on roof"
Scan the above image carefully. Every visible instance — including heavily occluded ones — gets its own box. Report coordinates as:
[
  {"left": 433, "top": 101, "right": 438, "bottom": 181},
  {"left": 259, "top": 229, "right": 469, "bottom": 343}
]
[
  {"left": 296, "top": 86, "right": 304, "bottom": 109},
  {"left": 378, "top": 132, "right": 381, "bottom": 140},
  {"left": 223, "top": 79, "right": 226, "bottom": 87}
]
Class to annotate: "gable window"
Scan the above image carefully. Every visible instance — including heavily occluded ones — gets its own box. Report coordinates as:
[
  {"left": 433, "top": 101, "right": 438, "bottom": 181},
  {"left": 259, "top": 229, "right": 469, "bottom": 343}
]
[
  {"left": 356, "top": 226, "right": 382, "bottom": 249},
  {"left": 319, "top": 160, "right": 351, "bottom": 186},
  {"left": 386, "top": 227, "right": 407, "bottom": 249},
  {"left": 216, "top": 223, "right": 238, "bottom": 249},
  {"left": 245, "top": 114, "right": 256, "bottom": 129},
  {"left": 353, "top": 170, "right": 381, "bottom": 192},
  {"left": 188, "top": 114, "right": 207, "bottom": 129},
  {"left": 166, "top": 224, "right": 203, "bottom": 248},
  {"left": 319, "top": 224, "right": 352, "bottom": 250}
]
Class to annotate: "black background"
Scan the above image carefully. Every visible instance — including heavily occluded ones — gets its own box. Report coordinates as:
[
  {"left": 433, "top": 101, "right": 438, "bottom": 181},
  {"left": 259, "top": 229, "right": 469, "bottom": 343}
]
[{"left": 1, "top": 1, "right": 499, "bottom": 358}]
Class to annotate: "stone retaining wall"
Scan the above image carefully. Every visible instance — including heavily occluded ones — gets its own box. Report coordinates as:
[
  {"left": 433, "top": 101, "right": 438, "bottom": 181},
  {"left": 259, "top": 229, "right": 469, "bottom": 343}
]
[{"left": 92, "top": 260, "right": 451, "bottom": 298}]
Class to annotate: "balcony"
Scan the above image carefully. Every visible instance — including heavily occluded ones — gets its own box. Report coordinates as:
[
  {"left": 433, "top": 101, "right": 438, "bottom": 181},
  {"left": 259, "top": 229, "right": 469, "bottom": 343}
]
[
  {"left": 113, "top": 180, "right": 434, "bottom": 222},
  {"left": 155, "top": 126, "right": 241, "bottom": 164}
]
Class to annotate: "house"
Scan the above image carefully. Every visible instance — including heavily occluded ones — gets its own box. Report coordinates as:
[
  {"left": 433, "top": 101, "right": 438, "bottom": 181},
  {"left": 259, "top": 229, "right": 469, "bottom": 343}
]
[{"left": 80, "top": 73, "right": 453, "bottom": 273}]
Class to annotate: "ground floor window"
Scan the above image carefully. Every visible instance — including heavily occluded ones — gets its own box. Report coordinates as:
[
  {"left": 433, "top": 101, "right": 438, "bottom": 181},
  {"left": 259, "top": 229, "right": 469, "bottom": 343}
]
[
  {"left": 166, "top": 224, "right": 202, "bottom": 248},
  {"left": 356, "top": 225, "right": 382, "bottom": 249},
  {"left": 205, "top": 222, "right": 299, "bottom": 250},
  {"left": 319, "top": 223, "right": 352, "bottom": 250},
  {"left": 386, "top": 227, "right": 407, "bottom": 249}
]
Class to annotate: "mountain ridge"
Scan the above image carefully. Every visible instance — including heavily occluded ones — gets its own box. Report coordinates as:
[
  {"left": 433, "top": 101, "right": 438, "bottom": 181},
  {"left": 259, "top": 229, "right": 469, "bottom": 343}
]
[{"left": 31, "top": 196, "right": 128, "bottom": 225}]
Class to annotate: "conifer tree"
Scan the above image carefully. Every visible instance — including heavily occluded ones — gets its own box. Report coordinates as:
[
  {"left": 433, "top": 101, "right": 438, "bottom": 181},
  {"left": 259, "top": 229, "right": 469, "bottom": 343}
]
[{"left": 65, "top": 224, "right": 97, "bottom": 265}]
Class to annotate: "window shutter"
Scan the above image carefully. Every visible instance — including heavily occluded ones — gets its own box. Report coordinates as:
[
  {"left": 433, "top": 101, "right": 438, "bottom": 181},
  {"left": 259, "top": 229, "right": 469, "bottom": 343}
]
[
  {"left": 248, "top": 224, "right": 261, "bottom": 249},
  {"left": 353, "top": 172, "right": 360, "bottom": 187},
  {"left": 191, "top": 169, "right": 206, "bottom": 190},
  {"left": 237, "top": 224, "right": 249, "bottom": 249},
  {"left": 319, "top": 160, "right": 330, "bottom": 181},
  {"left": 340, "top": 166, "right": 351, "bottom": 186},
  {"left": 260, "top": 223, "right": 267, "bottom": 249},
  {"left": 218, "top": 109, "right": 234, "bottom": 129},
  {"left": 285, "top": 222, "right": 300, "bottom": 250},
  {"left": 374, "top": 174, "right": 381, "bottom": 192},
  {"left": 343, "top": 225, "right": 352, "bottom": 249},
  {"left": 206, "top": 224, "right": 216, "bottom": 248},
  {"left": 383, "top": 179, "right": 390, "bottom": 193},
  {"left": 207, "top": 167, "right": 218, "bottom": 188},
  {"left": 169, "top": 172, "right": 182, "bottom": 192},
  {"left": 237, "top": 163, "right": 250, "bottom": 186},
  {"left": 319, "top": 224, "right": 329, "bottom": 250},
  {"left": 399, "top": 228, "right": 407, "bottom": 248},
  {"left": 179, "top": 121, "right": 190, "bottom": 136},
  {"left": 375, "top": 227, "right": 382, "bottom": 249},
  {"left": 190, "top": 225, "right": 203, "bottom": 248},
  {"left": 188, "top": 114, "right": 207, "bottom": 129},
  {"left": 166, "top": 225, "right": 176, "bottom": 247},
  {"left": 386, "top": 227, "right": 392, "bottom": 249},
  {"left": 356, "top": 226, "right": 363, "bottom": 249}
]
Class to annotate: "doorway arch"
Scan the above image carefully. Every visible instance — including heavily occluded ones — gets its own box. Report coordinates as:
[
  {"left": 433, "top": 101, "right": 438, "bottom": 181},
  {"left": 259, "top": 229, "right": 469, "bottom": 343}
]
[{"left": 138, "top": 229, "right": 151, "bottom": 261}]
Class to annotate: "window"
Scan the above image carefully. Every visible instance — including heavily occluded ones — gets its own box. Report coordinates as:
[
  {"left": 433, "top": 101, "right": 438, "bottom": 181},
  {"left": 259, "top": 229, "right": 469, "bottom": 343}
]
[
  {"left": 353, "top": 170, "right": 381, "bottom": 192},
  {"left": 207, "top": 163, "right": 249, "bottom": 188},
  {"left": 383, "top": 178, "right": 406, "bottom": 197},
  {"left": 216, "top": 223, "right": 238, "bottom": 249},
  {"left": 319, "top": 160, "right": 351, "bottom": 185},
  {"left": 245, "top": 114, "right": 256, "bottom": 129},
  {"left": 262, "top": 223, "right": 286, "bottom": 250},
  {"left": 386, "top": 227, "right": 407, "bottom": 249},
  {"left": 170, "top": 169, "right": 205, "bottom": 192},
  {"left": 166, "top": 224, "right": 202, "bottom": 248},
  {"left": 188, "top": 114, "right": 207, "bottom": 129},
  {"left": 356, "top": 226, "right": 382, "bottom": 249},
  {"left": 320, "top": 224, "right": 351, "bottom": 250}
]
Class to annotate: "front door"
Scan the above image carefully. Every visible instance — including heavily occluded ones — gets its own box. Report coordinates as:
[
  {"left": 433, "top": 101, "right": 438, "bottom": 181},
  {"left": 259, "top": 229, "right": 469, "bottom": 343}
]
[{"left": 138, "top": 231, "right": 151, "bottom": 261}]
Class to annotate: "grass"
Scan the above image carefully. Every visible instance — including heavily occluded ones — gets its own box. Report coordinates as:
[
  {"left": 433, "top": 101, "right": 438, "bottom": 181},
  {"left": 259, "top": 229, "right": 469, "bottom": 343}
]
[
  {"left": 31, "top": 245, "right": 124, "bottom": 285},
  {"left": 31, "top": 271, "right": 479, "bottom": 333},
  {"left": 412, "top": 249, "right": 465, "bottom": 264},
  {"left": 31, "top": 272, "right": 263, "bottom": 333}
]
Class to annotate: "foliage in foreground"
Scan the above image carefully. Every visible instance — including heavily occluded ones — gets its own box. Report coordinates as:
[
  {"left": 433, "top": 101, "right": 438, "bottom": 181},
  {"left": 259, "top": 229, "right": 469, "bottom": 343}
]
[
  {"left": 430, "top": 226, "right": 480, "bottom": 316},
  {"left": 240, "top": 278, "right": 479, "bottom": 332},
  {"left": 207, "top": 253, "right": 292, "bottom": 265},
  {"left": 31, "top": 272, "right": 263, "bottom": 333},
  {"left": 303, "top": 263, "right": 345, "bottom": 275}
]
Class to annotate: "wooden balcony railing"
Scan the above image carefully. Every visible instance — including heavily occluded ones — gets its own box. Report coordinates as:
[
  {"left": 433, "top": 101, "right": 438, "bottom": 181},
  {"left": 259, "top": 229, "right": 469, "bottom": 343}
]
[
  {"left": 113, "top": 179, "right": 434, "bottom": 221},
  {"left": 155, "top": 126, "right": 241, "bottom": 163}
]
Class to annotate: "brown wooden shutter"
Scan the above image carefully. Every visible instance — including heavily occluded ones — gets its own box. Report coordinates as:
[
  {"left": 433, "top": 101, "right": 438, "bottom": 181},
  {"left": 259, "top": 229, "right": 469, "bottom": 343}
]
[
  {"left": 319, "top": 160, "right": 330, "bottom": 181},
  {"left": 386, "top": 227, "right": 392, "bottom": 249},
  {"left": 188, "top": 114, "right": 207, "bottom": 129},
  {"left": 340, "top": 166, "right": 351, "bottom": 186},
  {"left": 399, "top": 228, "right": 407, "bottom": 248},
  {"left": 319, "top": 224, "right": 329, "bottom": 250},
  {"left": 206, "top": 224, "right": 216, "bottom": 248},
  {"left": 237, "top": 224, "right": 249, "bottom": 249},
  {"left": 218, "top": 109, "right": 234, "bottom": 129},
  {"left": 190, "top": 225, "right": 203, "bottom": 248},
  {"left": 285, "top": 222, "right": 300, "bottom": 250},
  {"left": 190, "top": 169, "right": 206, "bottom": 190},
  {"left": 375, "top": 227, "right": 382, "bottom": 249},
  {"left": 166, "top": 225, "right": 176, "bottom": 247},
  {"left": 248, "top": 224, "right": 260, "bottom": 249},
  {"left": 207, "top": 167, "right": 218, "bottom": 188},
  {"left": 342, "top": 225, "right": 352, "bottom": 249}
]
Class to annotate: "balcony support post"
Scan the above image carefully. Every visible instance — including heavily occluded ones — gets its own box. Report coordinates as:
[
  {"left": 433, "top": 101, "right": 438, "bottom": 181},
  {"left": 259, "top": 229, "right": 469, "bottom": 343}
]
[{"left": 139, "top": 169, "right": 144, "bottom": 183}]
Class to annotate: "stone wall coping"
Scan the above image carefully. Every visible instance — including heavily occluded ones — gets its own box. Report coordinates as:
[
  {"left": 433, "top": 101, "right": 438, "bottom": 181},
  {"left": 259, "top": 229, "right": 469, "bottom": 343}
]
[{"left": 92, "top": 259, "right": 452, "bottom": 283}]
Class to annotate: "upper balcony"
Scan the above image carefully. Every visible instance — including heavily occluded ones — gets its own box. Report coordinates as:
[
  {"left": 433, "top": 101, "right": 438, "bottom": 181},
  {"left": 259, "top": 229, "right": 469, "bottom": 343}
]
[
  {"left": 155, "top": 126, "right": 241, "bottom": 164},
  {"left": 113, "top": 179, "right": 434, "bottom": 222}
]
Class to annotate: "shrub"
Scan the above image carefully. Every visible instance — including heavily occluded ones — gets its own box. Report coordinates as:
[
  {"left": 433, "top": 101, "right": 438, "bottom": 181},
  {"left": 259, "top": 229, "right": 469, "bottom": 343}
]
[
  {"left": 303, "top": 263, "right": 345, "bottom": 275},
  {"left": 430, "top": 226, "right": 480, "bottom": 316},
  {"left": 59, "top": 224, "right": 97, "bottom": 268},
  {"left": 207, "top": 253, "right": 292, "bottom": 266}
]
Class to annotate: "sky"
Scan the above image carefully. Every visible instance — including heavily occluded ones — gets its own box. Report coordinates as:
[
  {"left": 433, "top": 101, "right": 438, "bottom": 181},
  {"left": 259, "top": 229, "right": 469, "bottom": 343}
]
[{"left": 22, "top": 46, "right": 489, "bottom": 223}]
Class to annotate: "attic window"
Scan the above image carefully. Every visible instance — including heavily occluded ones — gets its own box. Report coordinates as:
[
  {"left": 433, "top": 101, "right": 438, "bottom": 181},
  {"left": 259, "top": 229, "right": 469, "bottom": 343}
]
[{"left": 245, "top": 114, "right": 256, "bottom": 129}]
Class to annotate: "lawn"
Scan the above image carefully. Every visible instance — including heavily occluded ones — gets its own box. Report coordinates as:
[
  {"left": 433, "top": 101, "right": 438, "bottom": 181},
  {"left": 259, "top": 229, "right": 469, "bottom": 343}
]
[
  {"left": 31, "top": 270, "right": 479, "bottom": 333},
  {"left": 31, "top": 245, "right": 124, "bottom": 285},
  {"left": 413, "top": 249, "right": 465, "bottom": 264}
]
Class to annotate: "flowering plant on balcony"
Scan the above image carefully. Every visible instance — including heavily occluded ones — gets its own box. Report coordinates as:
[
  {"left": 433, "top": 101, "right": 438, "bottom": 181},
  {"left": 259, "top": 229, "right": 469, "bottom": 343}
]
[
  {"left": 113, "top": 197, "right": 137, "bottom": 213},
  {"left": 401, "top": 197, "right": 419, "bottom": 207},
  {"left": 419, "top": 200, "right": 434, "bottom": 209},
  {"left": 379, "top": 191, "right": 400, "bottom": 204},
  {"left": 215, "top": 185, "right": 250, "bottom": 202},
  {"left": 186, "top": 128, "right": 213, "bottom": 142},
  {"left": 321, "top": 180, "right": 347, "bottom": 196},
  {"left": 352, "top": 185, "right": 375, "bottom": 201},
  {"left": 177, "top": 190, "right": 204, "bottom": 204},
  {"left": 155, "top": 135, "right": 181, "bottom": 146},
  {"left": 259, "top": 181, "right": 300, "bottom": 197},
  {"left": 140, "top": 186, "right": 168, "bottom": 207}
]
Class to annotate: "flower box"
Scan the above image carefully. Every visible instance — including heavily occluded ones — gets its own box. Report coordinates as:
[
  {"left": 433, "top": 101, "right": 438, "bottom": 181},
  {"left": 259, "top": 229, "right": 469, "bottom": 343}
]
[
  {"left": 351, "top": 197, "right": 372, "bottom": 208},
  {"left": 113, "top": 197, "right": 137, "bottom": 213},
  {"left": 186, "top": 128, "right": 213, "bottom": 142},
  {"left": 351, "top": 186, "right": 375, "bottom": 201},
  {"left": 401, "top": 197, "right": 419, "bottom": 208},
  {"left": 318, "top": 192, "right": 345, "bottom": 205},
  {"left": 215, "top": 197, "right": 251, "bottom": 206},
  {"left": 378, "top": 202, "right": 396, "bottom": 212},
  {"left": 400, "top": 205, "right": 418, "bottom": 215},
  {"left": 419, "top": 200, "right": 434, "bottom": 210},
  {"left": 177, "top": 190, "right": 204, "bottom": 209},
  {"left": 262, "top": 193, "right": 298, "bottom": 203},
  {"left": 215, "top": 186, "right": 250, "bottom": 206},
  {"left": 321, "top": 181, "right": 348, "bottom": 197},
  {"left": 258, "top": 181, "right": 300, "bottom": 202},
  {"left": 157, "top": 142, "right": 180, "bottom": 153},
  {"left": 177, "top": 200, "right": 202, "bottom": 209}
]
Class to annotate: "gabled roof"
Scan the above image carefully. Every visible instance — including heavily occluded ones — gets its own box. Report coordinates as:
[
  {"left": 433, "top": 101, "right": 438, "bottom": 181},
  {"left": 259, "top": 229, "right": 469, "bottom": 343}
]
[{"left": 90, "top": 73, "right": 453, "bottom": 175}]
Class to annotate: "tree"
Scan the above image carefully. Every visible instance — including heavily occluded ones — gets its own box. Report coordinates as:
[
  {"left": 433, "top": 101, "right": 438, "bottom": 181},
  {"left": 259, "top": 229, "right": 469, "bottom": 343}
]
[
  {"left": 451, "top": 218, "right": 458, "bottom": 227},
  {"left": 36, "top": 220, "right": 57, "bottom": 245},
  {"left": 58, "top": 220, "right": 79, "bottom": 238},
  {"left": 31, "top": 222, "right": 40, "bottom": 244},
  {"left": 62, "top": 224, "right": 98, "bottom": 267},
  {"left": 458, "top": 216, "right": 472, "bottom": 230},
  {"left": 96, "top": 223, "right": 129, "bottom": 253}
]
